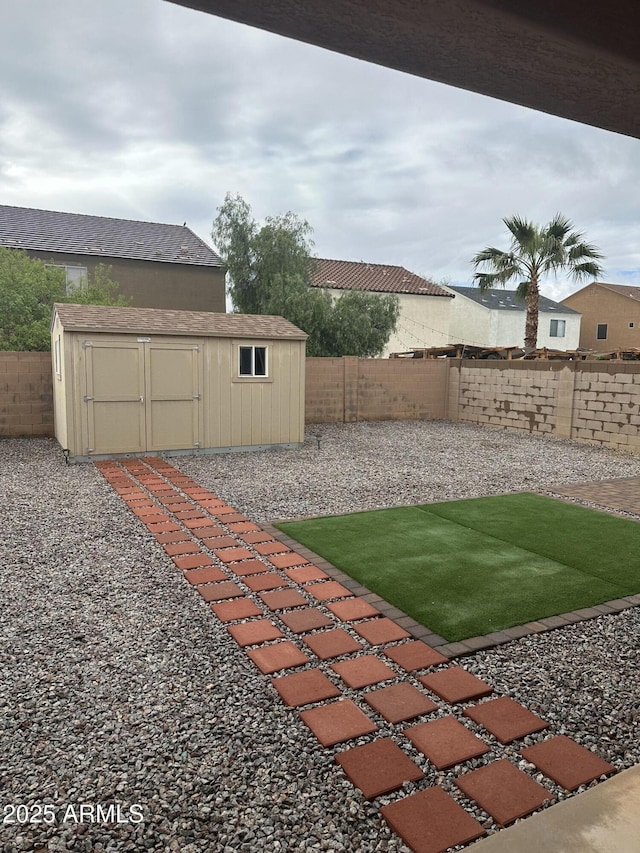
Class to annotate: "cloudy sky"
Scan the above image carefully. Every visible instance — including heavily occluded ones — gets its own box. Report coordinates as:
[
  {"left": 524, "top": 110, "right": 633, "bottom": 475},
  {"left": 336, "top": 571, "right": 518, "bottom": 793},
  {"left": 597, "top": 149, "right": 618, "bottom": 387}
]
[{"left": 3, "top": 0, "right": 639, "bottom": 304}]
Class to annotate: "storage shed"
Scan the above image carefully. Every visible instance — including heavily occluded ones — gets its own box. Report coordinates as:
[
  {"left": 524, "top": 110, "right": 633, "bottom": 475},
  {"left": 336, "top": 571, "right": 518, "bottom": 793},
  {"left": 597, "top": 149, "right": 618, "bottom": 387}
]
[{"left": 51, "top": 303, "right": 307, "bottom": 462}]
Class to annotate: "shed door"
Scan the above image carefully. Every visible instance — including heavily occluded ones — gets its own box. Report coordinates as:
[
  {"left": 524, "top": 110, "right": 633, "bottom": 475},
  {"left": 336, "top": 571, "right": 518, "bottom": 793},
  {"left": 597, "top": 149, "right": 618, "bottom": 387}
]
[
  {"left": 145, "top": 343, "right": 202, "bottom": 451},
  {"left": 84, "top": 341, "right": 146, "bottom": 454}
]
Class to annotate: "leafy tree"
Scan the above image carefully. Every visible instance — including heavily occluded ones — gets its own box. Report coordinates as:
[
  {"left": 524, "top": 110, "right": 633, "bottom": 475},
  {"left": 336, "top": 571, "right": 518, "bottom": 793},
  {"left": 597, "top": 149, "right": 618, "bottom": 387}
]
[
  {"left": 212, "top": 193, "right": 399, "bottom": 357},
  {"left": 0, "top": 248, "right": 129, "bottom": 351},
  {"left": 472, "top": 214, "right": 604, "bottom": 355}
]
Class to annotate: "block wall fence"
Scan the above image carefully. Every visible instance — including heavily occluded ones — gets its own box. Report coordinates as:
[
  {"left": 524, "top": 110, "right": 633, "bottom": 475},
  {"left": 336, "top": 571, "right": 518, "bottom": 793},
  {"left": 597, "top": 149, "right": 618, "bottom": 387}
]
[
  {"left": 3, "top": 352, "right": 640, "bottom": 456},
  {"left": 0, "top": 352, "right": 54, "bottom": 437}
]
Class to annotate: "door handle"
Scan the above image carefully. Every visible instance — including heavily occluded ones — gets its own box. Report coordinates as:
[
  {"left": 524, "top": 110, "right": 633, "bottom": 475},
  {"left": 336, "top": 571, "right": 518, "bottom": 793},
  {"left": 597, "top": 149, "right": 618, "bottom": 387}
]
[{"left": 139, "top": 396, "right": 144, "bottom": 403}]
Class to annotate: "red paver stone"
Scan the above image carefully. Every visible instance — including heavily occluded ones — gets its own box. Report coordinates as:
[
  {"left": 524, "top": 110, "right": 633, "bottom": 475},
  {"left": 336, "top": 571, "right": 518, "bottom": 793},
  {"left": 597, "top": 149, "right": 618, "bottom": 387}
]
[
  {"left": 279, "top": 608, "right": 333, "bottom": 634},
  {"left": 456, "top": 759, "right": 553, "bottom": 827},
  {"left": 521, "top": 736, "right": 616, "bottom": 791},
  {"left": 215, "top": 547, "right": 254, "bottom": 563},
  {"left": 306, "top": 581, "right": 353, "bottom": 602},
  {"left": 197, "top": 581, "right": 244, "bottom": 602},
  {"left": 303, "top": 629, "right": 363, "bottom": 660},
  {"left": 380, "top": 787, "right": 485, "bottom": 853},
  {"left": 172, "top": 509, "right": 203, "bottom": 520},
  {"left": 384, "top": 641, "right": 448, "bottom": 672},
  {"left": 364, "top": 683, "right": 439, "bottom": 724},
  {"left": 239, "top": 531, "right": 275, "bottom": 544},
  {"left": 172, "top": 553, "right": 214, "bottom": 571},
  {"left": 419, "top": 667, "right": 494, "bottom": 704},
  {"left": 254, "top": 540, "right": 290, "bottom": 556},
  {"left": 166, "top": 502, "right": 195, "bottom": 513},
  {"left": 404, "top": 717, "right": 489, "bottom": 769},
  {"left": 231, "top": 560, "right": 270, "bottom": 577},
  {"left": 183, "top": 516, "right": 216, "bottom": 529},
  {"left": 247, "top": 641, "right": 309, "bottom": 674},
  {"left": 327, "top": 599, "right": 382, "bottom": 621},
  {"left": 331, "top": 655, "right": 396, "bottom": 689},
  {"left": 354, "top": 618, "right": 410, "bottom": 645},
  {"left": 153, "top": 531, "right": 191, "bottom": 544},
  {"left": 146, "top": 521, "right": 181, "bottom": 534},
  {"left": 209, "top": 505, "right": 236, "bottom": 515},
  {"left": 268, "top": 552, "right": 309, "bottom": 570},
  {"left": 131, "top": 504, "right": 159, "bottom": 515},
  {"left": 191, "top": 525, "right": 226, "bottom": 540},
  {"left": 141, "top": 513, "right": 171, "bottom": 525},
  {"left": 228, "top": 619, "right": 283, "bottom": 647},
  {"left": 163, "top": 541, "right": 200, "bottom": 556},
  {"left": 271, "top": 668, "right": 341, "bottom": 707},
  {"left": 284, "top": 565, "right": 329, "bottom": 584},
  {"left": 260, "top": 589, "right": 308, "bottom": 610},
  {"left": 200, "top": 535, "right": 237, "bottom": 550},
  {"left": 226, "top": 521, "right": 261, "bottom": 533},
  {"left": 336, "top": 738, "right": 424, "bottom": 799},
  {"left": 299, "top": 699, "right": 377, "bottom": 746},
  {"left": 463, "top": 696, "right": 548, "bottom": 744},
  {"left": 183, "top": 566, "right": 227, "bottom": 585},
  {"left": 211, "top": 599, "right": 263, "bottom": 622},
  {"left": 243, "top": 573, "right": 288, "bottom": 592},
  {"left": 218, "top": 512, "right": 249, "bottom": 524}
]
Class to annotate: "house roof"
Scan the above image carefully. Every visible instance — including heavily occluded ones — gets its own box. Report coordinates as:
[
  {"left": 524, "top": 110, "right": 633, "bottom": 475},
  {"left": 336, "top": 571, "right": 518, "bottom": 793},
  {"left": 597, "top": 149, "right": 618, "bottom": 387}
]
[
  {"left": 310, "top": 258, "right": 453, "bottom": 297},
  {"left": 53, "top": 304, "right": 307, "bottom": 340},
  {"left": 593, "top": 282, "right": 640, "bottom": 302},
  {"left": 448, "top": 286, "right": 580, "bottom": 314},
  {"left": 0, "top": 204, "right": 224, "bottom": 268}
]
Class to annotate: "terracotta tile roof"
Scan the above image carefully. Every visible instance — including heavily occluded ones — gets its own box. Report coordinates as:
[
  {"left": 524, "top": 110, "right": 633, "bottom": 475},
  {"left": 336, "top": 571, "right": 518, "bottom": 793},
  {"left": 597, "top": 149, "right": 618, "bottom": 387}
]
[
  {"left": 595, "top": 282, "right": 640, "bottom": 302},
  {"left": 310, "top": 258, "right": 452, "bottom": 297},
  {"left": 448, "top": 286, "right": 579, "bottom": 314},
  {"left": 0, "top": 204, "right": 223, "bottom": 267},
  {"left": 53, "top": 304, "right": 307, "bottom": 340}
]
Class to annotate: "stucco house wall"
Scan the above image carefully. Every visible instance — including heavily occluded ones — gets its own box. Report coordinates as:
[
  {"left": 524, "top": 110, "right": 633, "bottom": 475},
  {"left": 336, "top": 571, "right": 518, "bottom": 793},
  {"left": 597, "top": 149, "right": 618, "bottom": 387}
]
[{"left": 562, "top": 282, "right": 640, "bottom": 351}]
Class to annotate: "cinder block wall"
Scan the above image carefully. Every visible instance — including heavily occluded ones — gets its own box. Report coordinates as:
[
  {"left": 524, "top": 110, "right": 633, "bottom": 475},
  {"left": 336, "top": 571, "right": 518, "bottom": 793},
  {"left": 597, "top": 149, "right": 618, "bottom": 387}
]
[
  {"left": 0, "top": 352, "right": 54, "bottom": 436},
  {"left": 305, "top": 356, "right": 449, "bottom": 423},
  {"left": 451, "top": 360, "right": 640, "bottom": 454}
]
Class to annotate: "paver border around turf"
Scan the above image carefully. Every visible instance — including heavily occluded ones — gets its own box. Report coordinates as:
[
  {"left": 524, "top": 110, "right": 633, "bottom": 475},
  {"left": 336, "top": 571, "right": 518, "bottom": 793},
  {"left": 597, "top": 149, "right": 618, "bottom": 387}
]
[{"left": 262, "top": 518, "right": 640, "bottom": 658}]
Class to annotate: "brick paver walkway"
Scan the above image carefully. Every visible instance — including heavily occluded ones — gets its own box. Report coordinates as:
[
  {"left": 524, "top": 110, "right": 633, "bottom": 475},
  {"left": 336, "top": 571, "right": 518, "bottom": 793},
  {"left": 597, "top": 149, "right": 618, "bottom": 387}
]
[
  {"left": 551, "top": 475, "right": 640, "bottom": 516},
  {"left": 96, "top": 458, "right": 619, "bottom": 853}
]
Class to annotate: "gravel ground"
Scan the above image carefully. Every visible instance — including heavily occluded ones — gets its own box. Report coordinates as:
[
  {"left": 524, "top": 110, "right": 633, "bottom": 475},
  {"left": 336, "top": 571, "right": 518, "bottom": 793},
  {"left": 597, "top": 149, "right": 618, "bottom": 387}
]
[{"left": 1, "top": 422, "right": 640, "bottom": 853}]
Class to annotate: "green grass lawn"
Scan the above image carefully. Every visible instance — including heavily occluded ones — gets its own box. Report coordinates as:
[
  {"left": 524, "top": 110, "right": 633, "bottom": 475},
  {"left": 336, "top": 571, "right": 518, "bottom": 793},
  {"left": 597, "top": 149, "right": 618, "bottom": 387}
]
[{"left": 275, "top": 493, "right": 640, "bottom": 642}]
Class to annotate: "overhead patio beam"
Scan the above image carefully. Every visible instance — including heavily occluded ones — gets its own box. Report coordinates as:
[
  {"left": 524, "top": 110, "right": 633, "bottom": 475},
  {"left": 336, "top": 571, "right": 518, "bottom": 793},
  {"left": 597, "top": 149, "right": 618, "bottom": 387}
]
[{"left": 167, "top": 0, "right": 640, "bottom": 139}]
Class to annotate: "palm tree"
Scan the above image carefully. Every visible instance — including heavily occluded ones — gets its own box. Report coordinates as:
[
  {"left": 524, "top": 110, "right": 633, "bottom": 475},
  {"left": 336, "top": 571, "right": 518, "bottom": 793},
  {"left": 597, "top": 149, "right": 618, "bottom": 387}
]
[{"left": 472, "top": 214, "right": 604, "bottom": 356}]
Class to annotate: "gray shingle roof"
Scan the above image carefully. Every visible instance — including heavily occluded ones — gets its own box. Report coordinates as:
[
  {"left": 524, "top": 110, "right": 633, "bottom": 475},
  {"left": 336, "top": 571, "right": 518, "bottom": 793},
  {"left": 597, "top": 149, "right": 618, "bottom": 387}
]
[
  {"left": 448, "top": 286, "right": 580, "bottom": 314},
  {"left": 53, "top": 304, "right": 307, "bottom": 340},
  {"left": 0, "top": 204, "right": 223, "bottom": 267},
  {"left": 310, "top": 258, "right": 453, "bottom": 297}
]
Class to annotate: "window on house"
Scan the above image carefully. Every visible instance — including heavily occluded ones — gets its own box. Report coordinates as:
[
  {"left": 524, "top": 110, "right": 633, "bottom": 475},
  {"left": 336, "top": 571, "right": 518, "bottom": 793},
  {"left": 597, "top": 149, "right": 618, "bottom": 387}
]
[
  {"left": 549, "top": 319, "right": 566, "bottom": 338},
  {"left": 46, "top": 264, "right": 88, "bottom": 295},
  {"left": 596, "top": 323, "right": 608, "bottom": 340},
  {"left": 238, "top": 345, "right": 267, "bottom": 377}
]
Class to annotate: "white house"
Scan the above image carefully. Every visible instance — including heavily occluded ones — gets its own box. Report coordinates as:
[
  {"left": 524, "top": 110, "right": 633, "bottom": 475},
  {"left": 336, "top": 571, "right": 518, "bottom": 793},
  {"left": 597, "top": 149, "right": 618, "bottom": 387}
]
[
  {"left": 310, "top": 259, "right": 454, "bottom": 357},
  {"left": 443, "top": 286, "right": 581, "bottom": 351}
]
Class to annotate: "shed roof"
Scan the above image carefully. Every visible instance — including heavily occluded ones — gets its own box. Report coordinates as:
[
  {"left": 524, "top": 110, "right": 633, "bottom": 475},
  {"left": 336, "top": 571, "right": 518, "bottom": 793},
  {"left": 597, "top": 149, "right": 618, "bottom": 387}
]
[
  {"left": 0, "top": 204, "right": 223, "bottom": 268},
  {"left": 53, "top": 304, "right": 308, "bottom": 340},
  {"left": 311, "top": 258, "right": 452, "bottom": 297},
  {"left": 448, "top": 286, "right": 579, "bottom": 314}
]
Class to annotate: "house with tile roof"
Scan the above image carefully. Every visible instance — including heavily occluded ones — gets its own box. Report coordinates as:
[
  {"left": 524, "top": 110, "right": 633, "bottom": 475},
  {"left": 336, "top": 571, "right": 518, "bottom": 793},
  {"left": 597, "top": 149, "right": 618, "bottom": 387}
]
[
  {"left": 310, "top": 258, "right": 454, "bottom": 357},
  {"left": 444, "top": 285, "right": 581, "bottom": 351},
  {"left": 0, "top": 205, "right": 226, "bottom": 313},
  {"left": 561, "top": 282, "right": 640, "bottom": 351}
]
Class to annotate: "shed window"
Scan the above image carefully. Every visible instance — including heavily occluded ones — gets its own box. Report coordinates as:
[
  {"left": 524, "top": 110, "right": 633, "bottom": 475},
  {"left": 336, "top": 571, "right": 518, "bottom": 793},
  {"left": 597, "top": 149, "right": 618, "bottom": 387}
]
[
  {"left": 54, "top": 336, "right": 61, "bottom": 378},
  {"left": 549, "top": 319, "right": 566, "bottom": 338},
  {"left": 596, "top": 323, "right": 608, "bottom": 340},
  {"left": 239, "top": 345, "right": 267, "bottom": 377}
]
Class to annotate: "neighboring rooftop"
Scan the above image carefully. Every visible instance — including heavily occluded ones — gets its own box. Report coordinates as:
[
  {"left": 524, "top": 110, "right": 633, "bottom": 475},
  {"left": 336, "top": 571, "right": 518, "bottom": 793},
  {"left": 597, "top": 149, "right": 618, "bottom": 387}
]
[
  {"left": 449, "top": 286, "right": 580, "bottom": 314},
  {"left": 590, "top": 282, "right": 640, "bottom": 302},
  {"left": 53, "top": 304, "right": 307, "bottom": 340},
  {"left": 0, "top": 204, "right": 223, "bottom": 267},
  {"left": 310, "top": 258, "right": 453, "bottom": 297}
]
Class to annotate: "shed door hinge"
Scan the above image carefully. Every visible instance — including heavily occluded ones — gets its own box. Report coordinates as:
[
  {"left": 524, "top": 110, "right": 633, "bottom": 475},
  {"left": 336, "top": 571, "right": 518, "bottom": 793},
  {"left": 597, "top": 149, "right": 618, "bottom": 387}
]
[
  {"left": 82, "top": 341, "right": 92, "bottom": 349},
  {"left": 84, "top": 395, "right": 93, "bottom": 402},
  {"left": 194, "top": 441, "right": 201, "bottom": 447},
  {"left": 193, "top": 345, "right": 200, "bottom": 351},
  {"left": 193, "top": 394, "right": 201, "bottom": 400}
]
